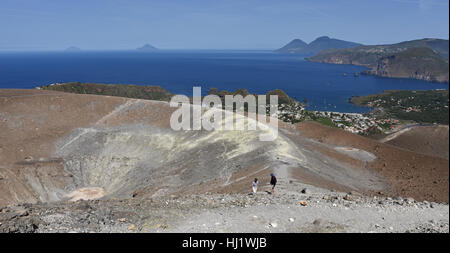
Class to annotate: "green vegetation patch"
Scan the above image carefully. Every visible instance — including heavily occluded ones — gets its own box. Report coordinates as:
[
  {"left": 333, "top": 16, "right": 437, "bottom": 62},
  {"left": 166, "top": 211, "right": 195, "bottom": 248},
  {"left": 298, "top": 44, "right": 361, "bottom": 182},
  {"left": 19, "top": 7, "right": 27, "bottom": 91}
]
[
  {"left": 40, "top": 82, "right": 174, "bottom": 101},
  {"left": 351, "top": 90, "right": 449, "bottom": 125},
  {"left": 314, "top": 117, "right": 336, "bottom": 128}
]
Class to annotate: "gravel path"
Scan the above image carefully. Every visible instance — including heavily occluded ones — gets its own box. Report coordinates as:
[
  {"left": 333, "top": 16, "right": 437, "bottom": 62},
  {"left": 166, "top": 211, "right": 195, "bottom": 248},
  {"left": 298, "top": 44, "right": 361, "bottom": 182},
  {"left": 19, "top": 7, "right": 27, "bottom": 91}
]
[
  {"left": 1, "top": 179, "right": 447, "bottom": 233},
  {"left": 166, "top": 181, "right": 448, "bottom": 233}
]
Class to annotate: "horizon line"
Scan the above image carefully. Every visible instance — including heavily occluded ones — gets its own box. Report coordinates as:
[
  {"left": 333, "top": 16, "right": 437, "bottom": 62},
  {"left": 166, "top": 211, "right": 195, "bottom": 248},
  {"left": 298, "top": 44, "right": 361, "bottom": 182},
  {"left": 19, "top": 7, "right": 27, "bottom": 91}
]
[{"left": 1, "top": 36, "right": 449, "bottom": 53}]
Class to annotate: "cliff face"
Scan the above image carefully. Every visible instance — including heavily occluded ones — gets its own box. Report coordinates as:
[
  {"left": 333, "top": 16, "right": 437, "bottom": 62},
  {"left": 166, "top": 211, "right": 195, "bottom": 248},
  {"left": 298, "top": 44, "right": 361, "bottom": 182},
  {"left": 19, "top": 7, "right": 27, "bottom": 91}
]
[
  {"left": 307, "top": 39, "right": 449, "bottom": 83},
  {"left": 372, "top": 57, "right": 391, "bottom": 77},
  {"left": 307, "top": 48, "right": 383, "bottom": 67},
  {"left": 312, "top": 53, "right": 357, "bottom": 65},
  {"left": 364, "top": 48, "right": 449, "bottom": 83}
]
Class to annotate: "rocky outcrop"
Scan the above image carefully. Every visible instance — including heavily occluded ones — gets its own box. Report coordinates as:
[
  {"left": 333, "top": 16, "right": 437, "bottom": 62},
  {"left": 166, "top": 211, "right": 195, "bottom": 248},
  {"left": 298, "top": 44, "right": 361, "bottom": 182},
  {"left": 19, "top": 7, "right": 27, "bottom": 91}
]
[
  {"left": 308, "top": 40, "right": 449, "bottom": 83},
  {"left": 363, "top": 48, "right": 449, "bottom": 83}
]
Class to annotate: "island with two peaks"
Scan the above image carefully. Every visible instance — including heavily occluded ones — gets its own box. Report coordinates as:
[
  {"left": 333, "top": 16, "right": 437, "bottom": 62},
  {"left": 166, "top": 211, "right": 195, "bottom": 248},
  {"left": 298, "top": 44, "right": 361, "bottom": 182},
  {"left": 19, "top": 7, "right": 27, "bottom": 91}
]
[{"left": 276, "top": 36, "right": 361, "bottom": 55}]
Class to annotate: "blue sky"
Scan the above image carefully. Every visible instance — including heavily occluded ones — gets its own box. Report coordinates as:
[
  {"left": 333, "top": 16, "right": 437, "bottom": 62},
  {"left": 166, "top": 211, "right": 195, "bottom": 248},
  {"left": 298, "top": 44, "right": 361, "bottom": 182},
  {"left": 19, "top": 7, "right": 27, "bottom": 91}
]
[{"left": 0, "top": 0, "right": 448, "bottom": 50}]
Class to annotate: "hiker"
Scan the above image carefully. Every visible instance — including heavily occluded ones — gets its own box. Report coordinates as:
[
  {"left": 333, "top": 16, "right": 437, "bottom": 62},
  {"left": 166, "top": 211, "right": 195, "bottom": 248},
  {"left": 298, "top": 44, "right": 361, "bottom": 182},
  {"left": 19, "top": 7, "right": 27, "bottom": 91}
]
[
  {"left": 252, "top": 178, "right": 259, "bottom": 193},
  {"left": 270, "top": 173, "right": 277, "bottom": 194}
]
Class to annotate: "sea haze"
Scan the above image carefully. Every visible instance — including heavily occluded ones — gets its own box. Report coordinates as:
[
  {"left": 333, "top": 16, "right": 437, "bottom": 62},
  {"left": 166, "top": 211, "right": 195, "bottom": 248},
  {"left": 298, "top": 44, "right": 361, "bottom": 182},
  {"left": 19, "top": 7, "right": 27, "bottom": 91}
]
[{"left": 0, "top": 50, "right": 447, "bottom": 113}]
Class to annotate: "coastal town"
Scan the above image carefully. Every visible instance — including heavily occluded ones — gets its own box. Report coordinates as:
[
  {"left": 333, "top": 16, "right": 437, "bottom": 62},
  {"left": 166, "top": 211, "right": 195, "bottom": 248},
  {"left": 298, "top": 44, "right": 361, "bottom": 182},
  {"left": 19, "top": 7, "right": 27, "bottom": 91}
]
[
  {"left": 275, "top": 102, "right": 399, "bottom": 135},
  {"left": 274, "top": 88, "right": 449, "bottom": 136}
]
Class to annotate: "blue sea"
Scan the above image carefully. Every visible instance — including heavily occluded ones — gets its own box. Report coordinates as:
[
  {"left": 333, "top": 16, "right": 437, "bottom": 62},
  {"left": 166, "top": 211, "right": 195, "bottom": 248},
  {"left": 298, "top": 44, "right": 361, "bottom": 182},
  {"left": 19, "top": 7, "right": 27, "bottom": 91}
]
[{"left": 0, "top": 50, "right": 448, "bottom": 113}]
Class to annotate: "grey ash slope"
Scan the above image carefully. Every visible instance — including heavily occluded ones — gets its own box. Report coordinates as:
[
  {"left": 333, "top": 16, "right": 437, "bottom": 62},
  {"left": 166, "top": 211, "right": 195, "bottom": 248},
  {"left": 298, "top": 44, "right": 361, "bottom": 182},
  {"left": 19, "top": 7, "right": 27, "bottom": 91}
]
[{"left": 1, "top": 89, "right": 448, "bottom": 206}]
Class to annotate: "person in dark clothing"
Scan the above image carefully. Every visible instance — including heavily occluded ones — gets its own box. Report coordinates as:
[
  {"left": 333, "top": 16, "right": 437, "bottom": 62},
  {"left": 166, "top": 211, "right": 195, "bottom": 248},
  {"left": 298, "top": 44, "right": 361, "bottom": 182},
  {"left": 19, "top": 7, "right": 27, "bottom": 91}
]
[{"left": 270, "top": 173, "right": 277, "bottom": 194}]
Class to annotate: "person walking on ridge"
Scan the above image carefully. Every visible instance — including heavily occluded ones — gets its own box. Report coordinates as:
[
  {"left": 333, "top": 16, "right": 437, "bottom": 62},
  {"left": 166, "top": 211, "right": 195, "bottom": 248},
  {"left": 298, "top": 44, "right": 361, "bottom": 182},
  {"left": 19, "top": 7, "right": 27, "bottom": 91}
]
[
  {"left": 270, "top": 173, "right": 277, "bottom": 194},
  {"left": 252, "top": 178, "right": 259, "bottom": 194}
]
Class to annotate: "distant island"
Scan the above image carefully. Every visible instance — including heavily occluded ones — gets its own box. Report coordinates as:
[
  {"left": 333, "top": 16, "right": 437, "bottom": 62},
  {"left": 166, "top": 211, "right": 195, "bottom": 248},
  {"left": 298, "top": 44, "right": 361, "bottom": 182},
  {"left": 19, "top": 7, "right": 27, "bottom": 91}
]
[
  {"left": 137, "top": 44, "right": 158, "bottom": 52},
  {"left": 307, "top": 38, "right": 449, "bottom": 83},
  {"left": 276, "top": 36, "right": 362, "bottom": 55},
  {"left": 65, "top": 46, "right": 81, "bottom": 52}
]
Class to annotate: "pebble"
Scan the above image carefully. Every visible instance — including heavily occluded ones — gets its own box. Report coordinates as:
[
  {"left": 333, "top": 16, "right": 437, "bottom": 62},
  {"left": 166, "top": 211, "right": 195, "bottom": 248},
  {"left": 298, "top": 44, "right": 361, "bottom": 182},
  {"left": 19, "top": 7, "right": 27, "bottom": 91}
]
[
  {"left": 313, "top": 219, "right": 324, "bottom": 226},
  {"left": 344, "top": 194, "right": 354, "bottom": 201},
  {"left": 405, "top": 198, "right": 415, "bottom": 204}
]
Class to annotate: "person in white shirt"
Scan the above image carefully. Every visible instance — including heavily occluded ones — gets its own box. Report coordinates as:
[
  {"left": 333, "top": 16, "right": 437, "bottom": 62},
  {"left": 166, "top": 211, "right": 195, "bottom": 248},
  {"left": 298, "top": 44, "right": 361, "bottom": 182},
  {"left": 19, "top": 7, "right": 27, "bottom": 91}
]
[{"left": 252, "top": 178, "right": 259, "bottom": 193}]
